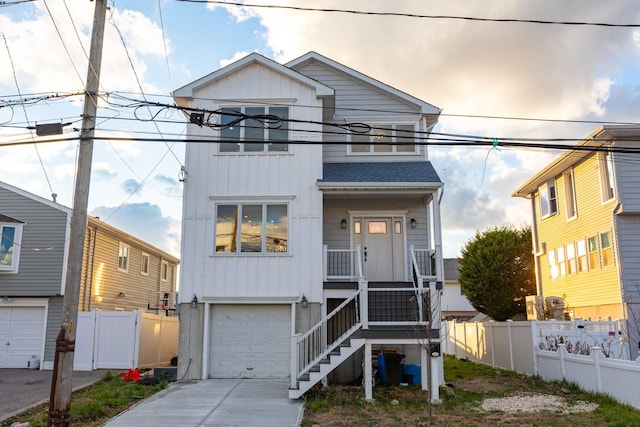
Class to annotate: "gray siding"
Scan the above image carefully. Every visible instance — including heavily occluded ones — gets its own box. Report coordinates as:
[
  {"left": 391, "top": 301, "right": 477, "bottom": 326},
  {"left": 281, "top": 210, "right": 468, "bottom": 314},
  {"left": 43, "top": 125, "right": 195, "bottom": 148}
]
[
  {"left": 294, "top": 62, "right": 427, "bottom": 163},
  {"left": 0, "top": 186, "right": 68, "bottom": 296},
  {"left": 44, "top": 297, "right": 63, "bottom": 361},
  {"left": 614, "top": 141, "right": 640, "bottom": 212},
  {"left": 618, "top": 214, "right": 640, "bottom": 303}
]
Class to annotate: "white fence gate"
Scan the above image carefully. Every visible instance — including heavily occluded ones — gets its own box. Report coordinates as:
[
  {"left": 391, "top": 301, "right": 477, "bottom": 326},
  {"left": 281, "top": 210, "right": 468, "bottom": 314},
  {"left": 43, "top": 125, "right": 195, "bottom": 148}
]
[{"left": 74, "top": 310, "right": 178, "bottom": 371}]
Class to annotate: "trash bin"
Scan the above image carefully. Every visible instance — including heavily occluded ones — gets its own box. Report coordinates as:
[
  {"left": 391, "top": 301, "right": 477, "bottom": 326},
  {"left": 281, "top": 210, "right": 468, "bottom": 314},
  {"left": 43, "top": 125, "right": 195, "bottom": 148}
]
[
  {"left": 383, "top": 354, "right": 404, "bottom": 385},
  {"left": 401, "top": 363, "right": 421, "bottom": 385}
]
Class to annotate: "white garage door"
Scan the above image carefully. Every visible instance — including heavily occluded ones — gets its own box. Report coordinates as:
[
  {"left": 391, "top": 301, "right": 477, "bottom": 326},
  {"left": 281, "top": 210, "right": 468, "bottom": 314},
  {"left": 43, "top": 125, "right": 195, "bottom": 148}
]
[
  {"left": 209, "top": 304, "right": 291, "bottom": 378},
  {"left": 0, "top": 306, "right": 46, "bottom": 368}
]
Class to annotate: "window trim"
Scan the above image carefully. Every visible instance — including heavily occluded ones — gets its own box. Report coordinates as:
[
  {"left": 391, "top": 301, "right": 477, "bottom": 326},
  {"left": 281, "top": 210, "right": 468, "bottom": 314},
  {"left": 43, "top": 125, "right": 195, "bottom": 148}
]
[
  {"left": 0, "top": 222, "right": 23, "bottom": 273},
  {"left": 600, "top": 230, "right": 614, "bottom": 267},
  {"left": 563, "top": 170, "right": 577, "bottom": 220},
  {"left": 539, "top": 179, "right": 558, "bottom": 219},
  {"left": 117, "top": 242, "right": 130, "bottom": 272},
  {"left": 599, "top": 151, "right": 616, "bottom": 203},
  {"left": 141, "top": 252, "right": 150, "bottom": 276},
  {"left": 214, "top": 201, "right": 290, "bottom": 255},
  {"left": 347, "top": 123, "right": 419, "bottom": 155},
  {"left": 161, "top": 260, "right": 169, "bottom": 281},
  {"left": 218, "top": 106, "right": 290, "bottom": 154}
]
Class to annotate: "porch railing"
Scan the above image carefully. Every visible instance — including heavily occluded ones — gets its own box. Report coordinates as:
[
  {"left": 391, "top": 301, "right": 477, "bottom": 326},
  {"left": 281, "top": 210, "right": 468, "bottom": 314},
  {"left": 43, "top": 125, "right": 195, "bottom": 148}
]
[
  {"left": 410, "top": 246, "right": 441, "bottom": 329},
  {"left": 323, "top": 245, "right": 363, "bottom": 281}
]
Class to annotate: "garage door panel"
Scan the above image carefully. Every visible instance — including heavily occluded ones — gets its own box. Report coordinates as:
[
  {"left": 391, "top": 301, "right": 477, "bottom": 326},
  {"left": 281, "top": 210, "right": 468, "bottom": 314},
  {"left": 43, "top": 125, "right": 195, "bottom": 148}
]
[
  {"left": 209, "top": 304, "right": 290, "bottom": 378},
  {"left": 0, "top": 306, "right": 46, "bottom": 368}
]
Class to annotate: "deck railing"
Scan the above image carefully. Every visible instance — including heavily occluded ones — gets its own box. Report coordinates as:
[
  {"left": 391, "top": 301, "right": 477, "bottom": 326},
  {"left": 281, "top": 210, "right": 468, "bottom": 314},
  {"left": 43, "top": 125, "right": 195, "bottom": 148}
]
[{"left": 323, "top": 245, "right": 363, "bottom": 280}]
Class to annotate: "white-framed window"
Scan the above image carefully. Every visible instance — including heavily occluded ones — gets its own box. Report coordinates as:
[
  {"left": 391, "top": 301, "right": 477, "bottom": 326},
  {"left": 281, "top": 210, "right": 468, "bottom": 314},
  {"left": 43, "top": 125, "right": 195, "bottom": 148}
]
[
  {"left": 215, "top": 203, "right": 289, "bottom": 254},
  {"left": 600, "top": 231, "right": 614, "bottom": 267},
  {"left": 161, "top": 260, "right": 169, "bottom": 281},
  {"left": 118, "top": 242, "right": 129, "bottom": 272},
  {"left": 539, "top": 179, "right": 558, "bottom": 218},
  {"left": 576, "top": 239, "right": 588, "bottom": 272},
  {"left": 587, "top": 235, "right": 599, "bottom": 269},
  {"left": 563, "top": 170, "right": 577, "bottom": 220},
  {"left": 0, "top": 220, "right": 23, "bottom": 273},
  {"left": 349, "top": 124, "right": 417, "bottom": 154},
  {"left": 141, "top": 252, "right": 149, "bottom": 276},
  {"left": 548, "top": 249, "right": 558, "bottom": 279},
  {"left": 599, "top": 151, "right": 615, "bottom": 202},
  {"left": 219, "top": 106, "right": 289, "bottom": 153},
  {"left": 556, "top": 246, "right": 566, "bottom": 277},
  {"left": 566, "top": 243, "right": 576, "bottom": 275}
]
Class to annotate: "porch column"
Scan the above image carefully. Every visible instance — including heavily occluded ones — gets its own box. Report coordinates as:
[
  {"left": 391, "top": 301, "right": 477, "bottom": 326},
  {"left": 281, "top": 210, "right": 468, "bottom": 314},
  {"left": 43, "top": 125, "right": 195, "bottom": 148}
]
[{"left": 364, "top": 342, "right": 373, "bottom": 400}]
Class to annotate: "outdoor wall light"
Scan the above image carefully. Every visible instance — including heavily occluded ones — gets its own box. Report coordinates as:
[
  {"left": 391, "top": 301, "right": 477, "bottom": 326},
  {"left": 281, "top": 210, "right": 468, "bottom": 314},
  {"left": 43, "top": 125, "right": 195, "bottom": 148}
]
[
  {"left": 191, "top": 293, "right": 198, "bottom": 308},
  {"left": 410, "top": 218, "right": 417, "bottom": 228},
  {"left": 340, "top": 219, "right": 347, "bottom": 229},
  {"left": 300, "top": 294, "right": 309, "bottom": 309}
]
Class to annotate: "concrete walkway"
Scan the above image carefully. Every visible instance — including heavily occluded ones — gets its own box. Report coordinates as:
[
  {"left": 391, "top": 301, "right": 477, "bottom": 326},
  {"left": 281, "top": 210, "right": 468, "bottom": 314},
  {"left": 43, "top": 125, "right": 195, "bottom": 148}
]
[{"left": 104, "top": 378, "right": 304, "bottom": 427}]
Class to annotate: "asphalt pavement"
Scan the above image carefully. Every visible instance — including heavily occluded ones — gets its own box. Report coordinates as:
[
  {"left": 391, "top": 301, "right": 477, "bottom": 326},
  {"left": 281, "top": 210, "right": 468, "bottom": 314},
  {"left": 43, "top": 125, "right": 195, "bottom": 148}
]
[{"left": 0, "top": 368, "right": 112, "bottom": 422}]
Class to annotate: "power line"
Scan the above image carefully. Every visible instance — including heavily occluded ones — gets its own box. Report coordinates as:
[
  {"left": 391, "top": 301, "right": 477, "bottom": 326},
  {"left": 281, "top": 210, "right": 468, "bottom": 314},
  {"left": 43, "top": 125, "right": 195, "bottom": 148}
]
[{"left": 176, "top": 1, "right": 640, "bottom": 28}]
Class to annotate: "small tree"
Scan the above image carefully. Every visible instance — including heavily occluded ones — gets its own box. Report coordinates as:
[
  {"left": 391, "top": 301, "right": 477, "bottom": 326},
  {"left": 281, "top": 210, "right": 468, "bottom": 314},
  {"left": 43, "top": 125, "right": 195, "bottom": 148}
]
[{"left": 459, "top": 226, "right": 535, "bottom": 321}]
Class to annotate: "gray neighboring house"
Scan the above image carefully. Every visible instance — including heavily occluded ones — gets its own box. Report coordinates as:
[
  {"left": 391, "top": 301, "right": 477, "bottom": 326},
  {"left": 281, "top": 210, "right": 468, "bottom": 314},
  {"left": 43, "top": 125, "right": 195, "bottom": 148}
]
[
  {"left": 441, "top": 258, "right": 478, "bottom": 321},
  {"left": 0, "top": 181, "right": 179, "bottom": 369}
]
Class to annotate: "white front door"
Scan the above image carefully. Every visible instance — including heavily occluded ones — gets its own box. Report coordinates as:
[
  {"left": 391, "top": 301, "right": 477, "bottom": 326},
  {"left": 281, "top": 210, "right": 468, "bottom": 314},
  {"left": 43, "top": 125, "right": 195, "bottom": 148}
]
[{"left": 362, "top": 218, "right": 394, "bottom": 281}]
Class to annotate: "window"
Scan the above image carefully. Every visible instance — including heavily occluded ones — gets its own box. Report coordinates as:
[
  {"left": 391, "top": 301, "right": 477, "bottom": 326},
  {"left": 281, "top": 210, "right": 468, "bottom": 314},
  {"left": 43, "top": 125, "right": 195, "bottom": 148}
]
[
  {"left": 0, "top": 220, "right": 23, "bottom": 273},
  {"left": 368, "top": 221, "right": 387, "bottom": 234},
  {"left": 600, "top": 151, "right": 615, "bottom": 202},
  {"left": 548, "top": 249, "right": 558, "bottom": 279},
  {"left": 566, "top": 243, "right": 576, "bottom": 275},
  {"left": 539, "top": 180, "right": 558, "bottom": 218},
  {"left": 600, "top": 231, "right": 614, "bottom": 266},
  {"left": 576, "top": 240, "right": 588, "bottom": 272},
  {"left": 564, "top": 170, "right": 577, "bottom": 219},
  {"left": 350, "top": 124, "right": 417, "bottom": 154},
  {"left": 354, "top": 221, "right": 361, "bottom": 234},
  {"left": 141, "top": 253, "right": 149, "bottom": 275},
  {"left": 556, "top": 246, "right": 566, "bottom": 277},
  {"left": 118, "top": 243, "right": 129, "bottom": 272},
  {"left": 219, "top": 106, "right": 289, "bottom": 153},
  {"left": 215, "top": 203, "right": 288, "bottom": 254},
  {"left": 161, "top": 260, "right": 169, "bottom": 281},
  {"left": 587, "top": 236, "right": 599, "bottom": 269}
]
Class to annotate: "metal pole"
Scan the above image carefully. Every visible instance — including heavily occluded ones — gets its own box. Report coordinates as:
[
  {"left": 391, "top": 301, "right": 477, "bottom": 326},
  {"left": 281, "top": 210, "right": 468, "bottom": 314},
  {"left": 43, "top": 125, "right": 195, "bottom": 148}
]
[{"left": 48, "top": 1, "right": 107, "bottom": 425}]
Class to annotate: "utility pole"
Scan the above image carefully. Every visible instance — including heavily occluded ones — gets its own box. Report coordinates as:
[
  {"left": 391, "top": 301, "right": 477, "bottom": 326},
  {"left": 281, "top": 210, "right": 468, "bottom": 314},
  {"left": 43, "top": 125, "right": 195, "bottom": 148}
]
[{"left": 48, "top": 1, "right": 107, "bottom": 425}]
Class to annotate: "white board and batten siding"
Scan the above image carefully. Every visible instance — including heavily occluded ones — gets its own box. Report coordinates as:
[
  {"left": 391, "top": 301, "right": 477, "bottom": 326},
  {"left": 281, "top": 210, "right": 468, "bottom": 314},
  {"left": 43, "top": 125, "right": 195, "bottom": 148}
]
[{"left": 180, "top": 61, "right": 325, "bottom": 302}]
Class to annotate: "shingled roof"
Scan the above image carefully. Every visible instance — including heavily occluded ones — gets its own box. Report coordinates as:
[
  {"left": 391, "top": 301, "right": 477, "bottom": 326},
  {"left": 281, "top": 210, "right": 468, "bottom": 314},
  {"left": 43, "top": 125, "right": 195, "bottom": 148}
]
[{"left": 319, "top": 161, "right": 442, "bottom": 183}]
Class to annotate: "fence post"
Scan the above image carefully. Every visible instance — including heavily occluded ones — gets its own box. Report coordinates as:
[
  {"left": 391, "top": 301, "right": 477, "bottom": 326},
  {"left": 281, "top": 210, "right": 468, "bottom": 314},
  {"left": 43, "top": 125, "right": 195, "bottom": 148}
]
[
  {"left": 290, "top": 334, "right": 300, "bottom": 389},
  {"left": 558, "top": 343, "right": 567, "bottom": 379},
  {"left": 322, "top": 245, "right": 328, "bottom": 281},
  {"left": 507, "top": 319, "right": 514, "bottom": 371},
  {"left": 592, "top": 346, "right": 604, "bottom": 393},
  {"left": 530, "top": 320, "right": 539, "bottom": 376},
  {"left": 489, "top": 321, "right": 495, "bottom": 368}
]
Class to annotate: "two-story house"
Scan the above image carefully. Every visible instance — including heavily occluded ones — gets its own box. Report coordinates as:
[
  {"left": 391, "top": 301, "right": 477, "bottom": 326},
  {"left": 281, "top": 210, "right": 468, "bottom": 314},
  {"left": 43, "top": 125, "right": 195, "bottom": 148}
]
[
  {"left": 0, "top": 181, "right": 179, "bottom": 369},
  {"left": 512, "top": 125, "right": 640, "bottom": 359},
  {"left": 173, "top": 52, "right": 445, "bottom": 400}
]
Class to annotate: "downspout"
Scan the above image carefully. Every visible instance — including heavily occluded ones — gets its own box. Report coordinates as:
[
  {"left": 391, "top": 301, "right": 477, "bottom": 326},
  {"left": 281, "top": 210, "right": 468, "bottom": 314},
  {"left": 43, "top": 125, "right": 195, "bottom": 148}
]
[
  {"left": 84, "top": 226, "right": 98, "bottom": 311},
  {"left": 530, "top": 195, "right": 543, "bottom": 297},
  {"left": 612, "top": 202, "right": 626, "bottom": 325}
]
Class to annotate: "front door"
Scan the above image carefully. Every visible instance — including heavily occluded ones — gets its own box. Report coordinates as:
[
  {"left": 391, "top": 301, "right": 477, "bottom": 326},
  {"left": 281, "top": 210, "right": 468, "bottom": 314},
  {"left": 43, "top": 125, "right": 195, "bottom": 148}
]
[{"left": 358, "top": 217, "right": 407, "bottom": 281}]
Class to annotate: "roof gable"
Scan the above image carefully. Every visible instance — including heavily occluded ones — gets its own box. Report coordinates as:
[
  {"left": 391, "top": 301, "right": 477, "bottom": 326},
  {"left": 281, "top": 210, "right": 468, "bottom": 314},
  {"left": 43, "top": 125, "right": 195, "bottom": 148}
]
[
  {"left": 0, "top": 180, "right": 72, "bottom": 214},
  {"left": 287, "top": 51, "right": 441, "bottom": 116},
  {"left": 173, "top": 52, "right": 334, "bottom": 100}
]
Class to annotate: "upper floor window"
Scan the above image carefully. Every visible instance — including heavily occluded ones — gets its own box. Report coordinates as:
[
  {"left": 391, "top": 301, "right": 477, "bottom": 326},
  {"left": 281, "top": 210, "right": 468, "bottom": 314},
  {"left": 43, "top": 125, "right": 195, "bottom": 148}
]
[
  {"left": 141, "top": 252, "right": 149, "bottom": 276},
  {"left": 563, "top": 170, "right": 577, "bottom": 220},
  {"left": 587, "top": 235, "right": 599, "bottom": 269},
  {"left": 215, "top": 203, "right": 288, "bottom": 254},
  {"left": 576, "top": 240, "right": 587, "bottom": 272},
  {"left": 539, "top": 180, "right": 558, "bottom": 218},
  {"left": 0, "top": 219, "right": 23, "bottom": 273},
  {"left": 219, "top": 106, "right": 289, "bottom": 153},
  {"left": 350, "top": 124, "right": 417, "bottom": 154},
  {"left": 600, "top": 151, "right": 615, "bottom": 202},
  {"left": 118, "top": 242, "right": 129, "bottom": 272},
  {"left": 161, "top": 260, "right": 169, "bottom": 281}
]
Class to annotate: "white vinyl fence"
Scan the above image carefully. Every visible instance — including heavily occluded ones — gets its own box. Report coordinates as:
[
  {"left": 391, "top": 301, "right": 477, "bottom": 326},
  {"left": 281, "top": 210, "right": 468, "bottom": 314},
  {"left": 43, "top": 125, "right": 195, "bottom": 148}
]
[
  {"left": 442, "top": 319, "right": 640, "bottom": 409},
  {"left": 74, "top": 310, "right": 178, "bottom": 371}
]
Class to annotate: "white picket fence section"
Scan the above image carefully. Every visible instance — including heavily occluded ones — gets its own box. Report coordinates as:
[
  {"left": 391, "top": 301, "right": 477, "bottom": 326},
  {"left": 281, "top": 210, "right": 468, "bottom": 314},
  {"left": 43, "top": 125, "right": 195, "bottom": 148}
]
[
  {"left": 538, "top": 344, "right": 640, "bottom": 409},
  {"left": 441, "top": 319, "right": 640, "bottom": 409},
  {"left": 74, "top": 310, "right": 178, "bottom": 371}
]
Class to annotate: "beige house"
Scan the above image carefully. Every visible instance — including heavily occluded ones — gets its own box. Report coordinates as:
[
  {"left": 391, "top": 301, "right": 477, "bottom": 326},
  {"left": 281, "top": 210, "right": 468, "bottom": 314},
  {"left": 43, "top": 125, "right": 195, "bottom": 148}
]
[{"left": 512, "top": 125, "right": 640, "bottom": 358}]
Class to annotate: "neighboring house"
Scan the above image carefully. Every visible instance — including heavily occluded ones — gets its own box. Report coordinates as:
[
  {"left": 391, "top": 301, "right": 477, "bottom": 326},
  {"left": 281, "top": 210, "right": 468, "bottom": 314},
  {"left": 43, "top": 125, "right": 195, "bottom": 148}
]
[
  {"left": 512, "top": 125, "right": 640, "bottom": 359},
  {"left": 441, "top": 258, "right": 478, "bottom": 320},
  {"left": 0, "top": 181, "right": 179, "bottom": 369},
  {"left": 173, "top": 51, "right": 445, "bottom": 400}
]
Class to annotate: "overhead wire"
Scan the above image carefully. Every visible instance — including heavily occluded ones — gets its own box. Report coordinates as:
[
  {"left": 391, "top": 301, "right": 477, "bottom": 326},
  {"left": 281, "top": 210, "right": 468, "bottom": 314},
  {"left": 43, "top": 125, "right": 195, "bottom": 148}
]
[{"left": 176, "top": 1, "right": 640, "bottom": 28}]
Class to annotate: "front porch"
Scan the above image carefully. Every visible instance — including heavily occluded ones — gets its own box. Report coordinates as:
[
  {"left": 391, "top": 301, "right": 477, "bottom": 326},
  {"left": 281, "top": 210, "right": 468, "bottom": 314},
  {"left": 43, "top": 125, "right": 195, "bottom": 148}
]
[{"left": 289, "top": 246, "right": 443, "bottom": 401}]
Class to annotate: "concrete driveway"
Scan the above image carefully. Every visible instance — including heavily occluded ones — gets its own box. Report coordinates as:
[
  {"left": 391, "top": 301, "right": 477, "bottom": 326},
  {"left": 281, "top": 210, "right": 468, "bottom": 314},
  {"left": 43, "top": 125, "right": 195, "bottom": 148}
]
[
  {"left": 104, "top": 378, "right": 304, "bottom": 427},
  {"left": 0, "top": 368, "right": 111, "bottom": 421}
]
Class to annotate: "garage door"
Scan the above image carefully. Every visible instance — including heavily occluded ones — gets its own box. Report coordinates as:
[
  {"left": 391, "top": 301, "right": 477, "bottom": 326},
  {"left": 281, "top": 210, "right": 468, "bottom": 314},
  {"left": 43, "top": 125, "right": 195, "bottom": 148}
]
[
  {"left": 0, "top": 306, "right": 46, "bottom": 368},
  {"left": 209, "top": 304, "right": 291, "bottom": 378}
]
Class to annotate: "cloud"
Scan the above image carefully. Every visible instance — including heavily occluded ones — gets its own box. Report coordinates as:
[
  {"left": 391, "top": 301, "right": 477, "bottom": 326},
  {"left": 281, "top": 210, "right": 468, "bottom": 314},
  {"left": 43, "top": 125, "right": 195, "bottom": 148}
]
[
  {"left": 122, "top": 178, "right": 142, "bottom": 195},
  {"left": 90, "top": 202, "right": 181, "bottom": 256}
]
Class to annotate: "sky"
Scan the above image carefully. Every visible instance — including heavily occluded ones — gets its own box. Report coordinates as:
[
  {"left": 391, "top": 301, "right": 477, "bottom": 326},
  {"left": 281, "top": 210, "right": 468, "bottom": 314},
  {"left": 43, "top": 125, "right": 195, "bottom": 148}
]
[{"left": 1, "top": 1, "right": 639, "bottom": 263}]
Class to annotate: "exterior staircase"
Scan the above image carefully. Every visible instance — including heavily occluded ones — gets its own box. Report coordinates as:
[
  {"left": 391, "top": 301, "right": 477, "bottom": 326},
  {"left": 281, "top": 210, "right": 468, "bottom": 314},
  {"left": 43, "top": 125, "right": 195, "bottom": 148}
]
[{"left": 288, "top": 337, "right": 365, "bottom": 399}]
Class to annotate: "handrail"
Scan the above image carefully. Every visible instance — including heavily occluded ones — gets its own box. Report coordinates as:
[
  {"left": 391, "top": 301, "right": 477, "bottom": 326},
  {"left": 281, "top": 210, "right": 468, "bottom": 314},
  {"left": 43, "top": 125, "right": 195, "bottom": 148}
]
[
  {"left": 295, "top": 289, "right": 362, "bottom": 379},
  {"left": 323, "top": 245, "right": 363, "bottom": 281}
]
